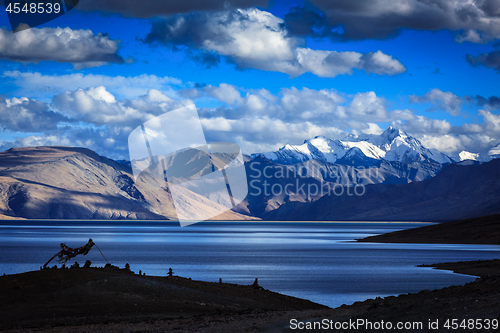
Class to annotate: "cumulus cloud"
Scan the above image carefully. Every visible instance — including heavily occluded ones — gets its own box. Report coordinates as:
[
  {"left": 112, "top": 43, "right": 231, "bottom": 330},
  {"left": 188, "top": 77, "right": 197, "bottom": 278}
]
[
  {"left": 296, "top": 49, "right": 406, "bottom": 77},
  {"left": 3, "top": 71, "right": 182, "bottom": 100},
  {"left": 346, "top": 91, "right": 389, "bottom": 122},
  {"left": 0, "top": 27, "right": 124, "bottom": 68},
  {"left": 77, "top": 0, "right": 268, "bottom": 18},
  {"left": 410, "top": 88, "right": 463, "bottom": 116},
  {"left": 52, "top": 87, "right": 192, "bottom": 127},
  {"left": 196, "top": 85, "right": 418, "bottom": 152},
  {"left": 361, "top": 123, "right": 384, "bottom": 135},
  {"left": 479, "top": 109, "right": 500, "bottom": 133},
  {"left": 466, "top": 50, "right": 500, "bottom": 72},
  {"left": 0, "top": 96, "right": 70, "bottom": 132},
  {"left": 204, "top": 83, "right": 244, "bottom": 105},
  {"left": 391, "top": 116, "right": 452, "bottom": 135},
  {"left": 0, "top": 135, "right": 73, "bottom": 152},
  {"left": 0, "top": 88, "right": 194, "bottom": 159},
  {"left": 418, "top": 134, "right": 466, "bottom": 155},
  {"left": 388, "top": 106, "right": 500, "bottom": 157},
  {"left": 144, "top": 8, "right": 406, "bottom": 78},
  {"left": 200, "top": 116, "right": 345, "bottom": 153},
  {"left": 3, "top": 81, "right": 500, "bottom": 159},
  {"left": 198, "top": 84, "right": 346, "bottom": 124},
  {"left": 286, "top": 0, "right": 500, "bottom": 42},
  {"left": 0, "top": 126, "right": 132, "bottom": 160},
  {"left": 196, "top": 83, "right": 500, "bottom": 156},
  {"left": 278, "top": 87, "right": 345, "bottom": 121}
]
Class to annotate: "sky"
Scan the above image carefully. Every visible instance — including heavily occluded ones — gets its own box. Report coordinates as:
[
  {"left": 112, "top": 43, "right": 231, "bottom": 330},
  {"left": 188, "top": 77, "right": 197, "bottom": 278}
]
[{"left": 0, "top": 0, "right": 499, "bottom": 160}]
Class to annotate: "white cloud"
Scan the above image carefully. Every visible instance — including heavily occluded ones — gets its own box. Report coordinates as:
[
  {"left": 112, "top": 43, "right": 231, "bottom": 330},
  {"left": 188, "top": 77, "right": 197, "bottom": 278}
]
[
  {"left": 0, "top": 126, "right": 131, "bottom": 160},
  {"left": 0, "top": 96, "right": 69, "bottom": 132},
  {"left": 3, "top": 71, "right": 182, "bottom": 100},
  {"left": 0, "top": 27, "right": 124, "bottom": 68},
  {"left": 201, "top": 9, "right": 298, "bottom": 65},
  {"left": 392, "top": 116, "right": 452, "bottom": 135},
  {"left": 52, "top": 87, "right": 192, "bottom": 127},
  {"left": 418, "top": 134, "right": 465, "bottom": 154},
  {"left": 205, "top": 83, "right": 243, "bottom": 105},
  {"left": 360, "top": 51, "right": 407, "bottom": 75},
  {"left": 361, "top": 123, "right": 384, "bottom": 135},
  {"left": 296, "top": 49, "right": 406, "bottom": 78},
  {"left": 280, "top": 87, "right": 346, "bottom": 121},
  {"left": 199, "top": 84, "right": 346, "bottom": 123},
  {"left": 200, "top": 116, "right": 345, "bottom": 154},
  {"left": 347, "top": 91, "right": 389, "bottom": 122},
  {"left": 145, "top": 8, "right": 406, "bottom": 78},
  {"left": 3, "top": 80, "right": 500, "bottom": 159},
  {"left": 410, "top": 88, "right": 463, "bottom": 116},
  {"left": 479, "top": 109, "right": 500, "bottom": 132}
]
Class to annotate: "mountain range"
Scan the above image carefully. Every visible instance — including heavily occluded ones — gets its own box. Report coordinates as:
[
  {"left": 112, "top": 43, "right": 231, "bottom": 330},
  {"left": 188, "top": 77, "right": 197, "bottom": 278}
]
[
  {"left": 252, "top": 126, "right": 499, "bottom": 165},
  {"left": 262, "top": 158, "right": 500, "bottom": 222},
  {"left": 0, "top": 125, "right": 499, "bottom": 222}
]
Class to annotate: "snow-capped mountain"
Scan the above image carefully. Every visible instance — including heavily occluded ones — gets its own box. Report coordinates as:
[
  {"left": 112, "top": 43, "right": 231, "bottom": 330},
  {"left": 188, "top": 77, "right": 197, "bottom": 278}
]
[
  {"left": 458, "top": 151, "right": 480, "bottom": 161},
  {"left": 456, "top": 144, "right": 500, "bottom": 162},
  {"left": 256, "top": 136, "right": 385, "bottom": 165},
  {"left": 254, "top": 126, "right": 455, "bottom": 165}
]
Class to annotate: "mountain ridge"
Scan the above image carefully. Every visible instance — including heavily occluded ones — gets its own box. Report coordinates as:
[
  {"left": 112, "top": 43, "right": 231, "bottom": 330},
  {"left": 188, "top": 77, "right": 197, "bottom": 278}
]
[
  {"left": 0, "top": 146, "right": 257, "bottom": 221},
  {"left": 1, "top": 145, "right": 499, "bottom": 223},
  {"left": 252, "top": 126, "right": 498, "bottom": 166},
  {"left": 263, "top": 158, "right": 500, "bottom": 222}
]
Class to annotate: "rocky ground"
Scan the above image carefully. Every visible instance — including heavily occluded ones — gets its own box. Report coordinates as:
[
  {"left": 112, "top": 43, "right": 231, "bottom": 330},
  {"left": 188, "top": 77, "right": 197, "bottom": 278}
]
[
  {"left": 1, "top": 260, "right": 499, "bottom": 332},
  {"left": 0, "top": 265, "right": 326, "bottom": 332}
]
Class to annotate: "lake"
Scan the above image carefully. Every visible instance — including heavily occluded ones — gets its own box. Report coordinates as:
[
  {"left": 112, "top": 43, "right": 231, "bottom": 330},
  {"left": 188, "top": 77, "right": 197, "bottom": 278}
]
[{"left": 1, "top": 221, "right": 499, "bottom": 308}]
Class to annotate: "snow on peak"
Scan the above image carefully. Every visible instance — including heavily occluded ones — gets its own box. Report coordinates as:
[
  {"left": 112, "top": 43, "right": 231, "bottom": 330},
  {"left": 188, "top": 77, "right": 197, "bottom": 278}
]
[
  {"left": 382, "top": 126, "right": 407, "bottom": 140},
  {"left": 459, "top": 151, "right": 480, "bottom": 161},
  {"left": 256, "top": 126, "right": 455, "bottom": 165},
  {"left": 341, "top": 140, "right": 386, "bottom": 160}
]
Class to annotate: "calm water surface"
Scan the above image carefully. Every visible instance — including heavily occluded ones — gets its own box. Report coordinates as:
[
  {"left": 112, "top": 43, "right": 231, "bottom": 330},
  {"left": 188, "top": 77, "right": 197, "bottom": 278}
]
[{"left": 1, "top": 221, "right": 499, "bottom": 308}]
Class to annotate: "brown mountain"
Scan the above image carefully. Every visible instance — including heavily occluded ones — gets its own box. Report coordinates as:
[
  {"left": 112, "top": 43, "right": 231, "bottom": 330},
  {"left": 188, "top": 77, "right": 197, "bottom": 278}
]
[{"left": 0, "top": 146, "right": 256, "bottom": 221}]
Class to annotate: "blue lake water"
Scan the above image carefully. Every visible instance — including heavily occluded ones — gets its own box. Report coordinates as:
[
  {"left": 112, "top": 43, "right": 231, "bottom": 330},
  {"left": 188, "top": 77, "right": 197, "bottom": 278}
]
[{"left": 1, "top": 221, "right": 499, "bottom": 308}]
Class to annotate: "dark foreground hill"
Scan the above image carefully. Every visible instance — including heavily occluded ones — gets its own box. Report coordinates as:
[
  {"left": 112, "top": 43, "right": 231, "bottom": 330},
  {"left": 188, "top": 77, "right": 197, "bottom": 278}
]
[
  {"left": 1, "top": 263, "right": 499, "bottom": 332},
  {"left": 0, "top": 266, "right": 326, "bottom": 331}
]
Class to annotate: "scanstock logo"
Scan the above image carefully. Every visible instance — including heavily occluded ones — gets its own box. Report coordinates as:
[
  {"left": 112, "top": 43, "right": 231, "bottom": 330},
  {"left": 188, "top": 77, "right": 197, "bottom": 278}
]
[
  {"left": 4, "top": 0, "right": 79, "bottom": 32},
  {"left": 128, "top": 105, "right": 248, "bottom": 227}
]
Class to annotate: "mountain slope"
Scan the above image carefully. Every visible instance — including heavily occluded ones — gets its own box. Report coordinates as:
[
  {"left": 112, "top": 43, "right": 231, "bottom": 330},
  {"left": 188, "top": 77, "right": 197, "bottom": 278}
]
[
  {"left": 0, "top": 147, "right": 255, "bottom": 221},
  {"left": 235, "top": 156, "right": 444, "bottom": 218},
  {"left": 263, "top": 159, "right": 500, "bottom": 222}
]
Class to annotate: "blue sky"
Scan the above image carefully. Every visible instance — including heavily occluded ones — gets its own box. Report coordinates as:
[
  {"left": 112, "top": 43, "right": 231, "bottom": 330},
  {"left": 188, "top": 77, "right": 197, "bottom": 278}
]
[{"left": 0, "top": 0, "right": 499, "bottom": 160}]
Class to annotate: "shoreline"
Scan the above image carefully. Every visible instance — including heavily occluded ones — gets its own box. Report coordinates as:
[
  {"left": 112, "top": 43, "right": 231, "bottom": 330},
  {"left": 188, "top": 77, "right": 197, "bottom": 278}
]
[
  {"left": 419, "top": 259, "right": 500, "bottom": 277},
  {"left": 1, "top": 259, "right": 499, "bottom": 332},
  {"left": 358, "top": 214, "right": 500, "bottom": 245},
  {"left": 0, "top": 217, "right": 434, "bottom": 224}
]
